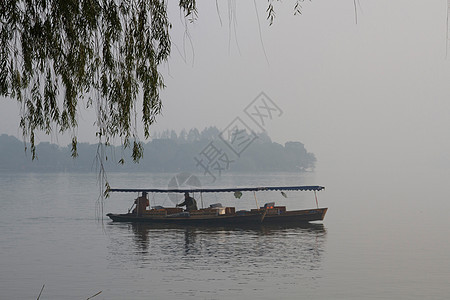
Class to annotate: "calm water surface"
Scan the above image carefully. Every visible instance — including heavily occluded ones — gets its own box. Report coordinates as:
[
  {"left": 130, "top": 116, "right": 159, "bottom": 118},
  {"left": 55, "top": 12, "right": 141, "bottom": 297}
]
[{"left": 0, "top": 170, "right": 449, "bottom": 299}]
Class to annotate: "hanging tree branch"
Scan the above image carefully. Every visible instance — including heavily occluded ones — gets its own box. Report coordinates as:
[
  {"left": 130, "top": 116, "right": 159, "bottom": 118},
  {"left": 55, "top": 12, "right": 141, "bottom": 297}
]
[{"left": 0, "top": 0, "right": 195, "bottom": 162}]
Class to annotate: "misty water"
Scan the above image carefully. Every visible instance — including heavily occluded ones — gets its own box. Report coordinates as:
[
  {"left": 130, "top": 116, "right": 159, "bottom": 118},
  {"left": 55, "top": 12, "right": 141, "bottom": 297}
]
[{"left": 1, "top": 166, "right": 450, "bottom": 299}]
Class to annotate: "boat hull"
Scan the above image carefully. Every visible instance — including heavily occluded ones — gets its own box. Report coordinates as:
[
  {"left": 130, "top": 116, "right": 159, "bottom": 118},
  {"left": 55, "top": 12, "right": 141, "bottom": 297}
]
[
  {"left": 262, "top": 208, "right": 328, "bottom": 223},
  {"left": 106, "top": 208, "right": 327, "bottom": 225}
]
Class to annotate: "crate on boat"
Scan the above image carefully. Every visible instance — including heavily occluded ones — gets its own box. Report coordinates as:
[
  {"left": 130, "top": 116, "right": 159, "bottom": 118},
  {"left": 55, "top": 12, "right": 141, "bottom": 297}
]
[
  {"left": 225, "top": 207, "right": 235, "bottom": 215},
  {"left": 143, "top": 209, "right": 166, "bottom": 215},
  {"left": 251, "top": 208, "right": 281, "bottom": 215},
  {"left": 202, "top": 206, "right": 227, "bottom": 215},
  {"left": 274, "top": 206, "right": 286, "bottom": 213},
  {"left": 190, "top": 210, "right": 219, "bottom": 216},
  {"left": 165, "top": 207, "right": 183, "bottom": 215}
]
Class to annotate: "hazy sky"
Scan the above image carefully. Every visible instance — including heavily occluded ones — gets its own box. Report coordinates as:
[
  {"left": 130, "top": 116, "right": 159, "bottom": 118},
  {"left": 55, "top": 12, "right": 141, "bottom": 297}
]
[{"left": 1, "top": 0, "right": 450, "bottom": 176}]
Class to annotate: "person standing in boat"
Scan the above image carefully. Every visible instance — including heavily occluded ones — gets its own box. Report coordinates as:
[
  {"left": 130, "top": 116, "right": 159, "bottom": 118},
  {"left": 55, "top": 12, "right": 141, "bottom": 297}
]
[
  {"left": 132, "top": 191, "right": 150, "bottom": 215},
  {"left": 176, "top": 192, "right": 198, "bottom": 211}
]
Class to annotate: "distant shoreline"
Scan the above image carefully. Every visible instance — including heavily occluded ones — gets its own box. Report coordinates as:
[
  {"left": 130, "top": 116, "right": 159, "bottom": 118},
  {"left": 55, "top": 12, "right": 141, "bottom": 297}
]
[{"left": 0, "top": 130, "right": 316, "bottom": 173}]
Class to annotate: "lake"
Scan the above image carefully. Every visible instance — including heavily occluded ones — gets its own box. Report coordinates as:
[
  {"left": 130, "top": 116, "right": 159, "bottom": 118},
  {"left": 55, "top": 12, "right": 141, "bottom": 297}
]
[{"left": 0, "top": 168, "right": 449, "bottom": 299}]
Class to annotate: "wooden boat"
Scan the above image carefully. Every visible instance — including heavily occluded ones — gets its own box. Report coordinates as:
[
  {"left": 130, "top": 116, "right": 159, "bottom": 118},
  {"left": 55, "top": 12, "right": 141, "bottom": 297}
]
[{"left": 106, "top": 185, "right": 327, "bottom": 225}]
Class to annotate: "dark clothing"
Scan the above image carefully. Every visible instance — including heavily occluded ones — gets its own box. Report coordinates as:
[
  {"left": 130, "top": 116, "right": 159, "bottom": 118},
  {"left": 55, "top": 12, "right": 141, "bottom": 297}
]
[
  {"left": 132, "top": 195, "right": 149, "bottom": 215},
  {"left": 177, "top": 196, "right": 198, "bottom": 211}
]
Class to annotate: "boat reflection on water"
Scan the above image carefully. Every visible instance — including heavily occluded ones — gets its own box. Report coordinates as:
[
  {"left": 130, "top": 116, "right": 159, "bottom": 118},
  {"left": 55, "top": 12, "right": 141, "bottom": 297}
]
[
  {"left": 106, "top": 222, "right": 327, "bottom": 275},
  {"left": 131, "top": 222, "right": 326, "bottom": 252}
]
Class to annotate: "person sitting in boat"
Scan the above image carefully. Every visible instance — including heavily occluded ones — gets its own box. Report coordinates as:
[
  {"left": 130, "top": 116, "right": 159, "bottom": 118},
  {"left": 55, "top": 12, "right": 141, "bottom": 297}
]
[{"left": 176, "top": 192, "right": 198, "bottom": 211}]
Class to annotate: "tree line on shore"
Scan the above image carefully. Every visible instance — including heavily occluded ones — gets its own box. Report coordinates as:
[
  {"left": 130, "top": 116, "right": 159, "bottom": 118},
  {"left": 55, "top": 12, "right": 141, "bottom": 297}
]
[{"left": 0, "top": 127, "right": 316, "bottom": 173}]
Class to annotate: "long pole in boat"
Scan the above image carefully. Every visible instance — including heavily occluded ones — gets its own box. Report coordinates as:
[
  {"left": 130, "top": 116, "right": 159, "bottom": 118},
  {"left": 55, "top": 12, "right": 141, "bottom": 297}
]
[
  {"left": 128, "top": 201, "right": 135, "bottom": 213},
  {"left": 253, "top": 191, "right": 259, "bottom": 208},
  {"left": 314, "top": 190, "right": 319, "bottom": 208}
]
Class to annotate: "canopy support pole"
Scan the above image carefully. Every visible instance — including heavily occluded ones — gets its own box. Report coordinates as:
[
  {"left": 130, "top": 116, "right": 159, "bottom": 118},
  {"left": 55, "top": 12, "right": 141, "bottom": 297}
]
[
  {"left": 150, "top": 192, "right": 156, "bottom": 209},
  {"left": 314, "top": 191, "right": 319, "bottom": 208},
  {"left": 200, "top": 192, "right": 204, "bottom": 209}
]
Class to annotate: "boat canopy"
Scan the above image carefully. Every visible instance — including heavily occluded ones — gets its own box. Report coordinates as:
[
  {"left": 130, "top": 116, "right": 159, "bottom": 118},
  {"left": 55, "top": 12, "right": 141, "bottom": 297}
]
[{"left": 109, "top": 185, "right": 324, "bottom": 194}]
